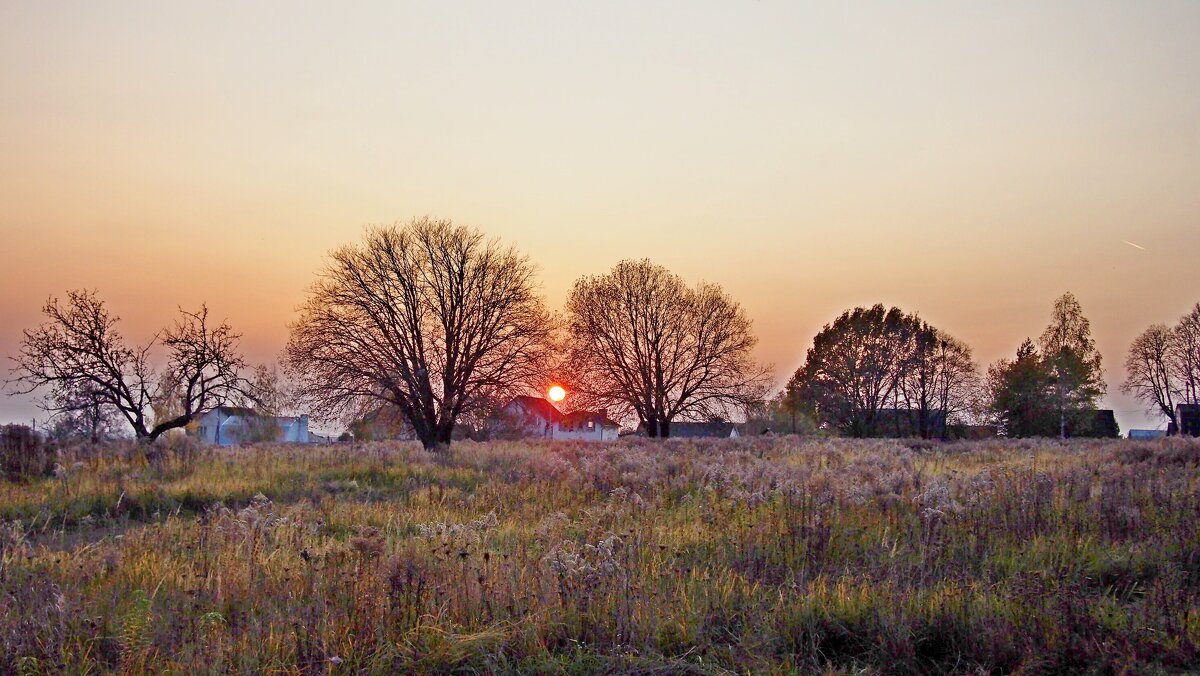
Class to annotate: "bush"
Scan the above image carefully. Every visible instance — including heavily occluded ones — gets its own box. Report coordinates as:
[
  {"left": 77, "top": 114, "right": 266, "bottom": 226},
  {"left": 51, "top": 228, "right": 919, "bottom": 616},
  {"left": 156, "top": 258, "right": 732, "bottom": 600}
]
[{"left": 0, "top": 425, "right": 54, "bottom": 481}]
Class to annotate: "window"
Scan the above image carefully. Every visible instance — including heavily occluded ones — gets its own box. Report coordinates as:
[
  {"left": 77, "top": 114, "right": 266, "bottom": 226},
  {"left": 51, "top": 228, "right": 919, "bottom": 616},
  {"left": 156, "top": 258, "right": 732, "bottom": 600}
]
[{"left": 588, "top": 421, "right": 594, "bottom": 429}]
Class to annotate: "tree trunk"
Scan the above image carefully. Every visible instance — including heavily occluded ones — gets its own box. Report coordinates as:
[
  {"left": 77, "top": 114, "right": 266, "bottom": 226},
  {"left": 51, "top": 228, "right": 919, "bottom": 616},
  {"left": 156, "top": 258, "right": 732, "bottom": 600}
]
[
  {"left": 417, "top": 430, "right": 440, "bottom": 451},
  {"left": 89, "top": 406, "right": 100, "bottom": 445},
  {"left": 1056, "top": 374, "right": 1069, "bottom": 440},
  {"left": 644, "top": 413, "right": 659, "bottom": 438},
  {"left": 435, "top": 422, "right": 454, "bottom": 447},
  {"left": 660, "top": 418, "right": 670, "bottom": 439}
]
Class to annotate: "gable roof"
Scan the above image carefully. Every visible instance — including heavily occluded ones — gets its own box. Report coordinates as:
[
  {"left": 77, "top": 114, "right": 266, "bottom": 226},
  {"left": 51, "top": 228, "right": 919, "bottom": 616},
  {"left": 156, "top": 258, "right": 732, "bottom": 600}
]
[{"left": 507, "top": 396, "right": 563, "bottom": 423}]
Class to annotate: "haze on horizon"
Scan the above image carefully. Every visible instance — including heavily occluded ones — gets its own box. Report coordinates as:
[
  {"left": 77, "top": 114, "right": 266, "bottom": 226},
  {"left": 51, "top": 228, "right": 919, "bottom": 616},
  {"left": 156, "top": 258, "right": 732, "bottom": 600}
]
[{"left": 1, "top": 1, "right": 1198, "bottom": 432}]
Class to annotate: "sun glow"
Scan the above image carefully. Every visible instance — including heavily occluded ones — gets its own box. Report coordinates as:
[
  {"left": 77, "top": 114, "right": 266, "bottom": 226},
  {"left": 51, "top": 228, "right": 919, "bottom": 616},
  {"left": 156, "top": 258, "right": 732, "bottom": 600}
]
[{"left": 547, "top": 385, "right": 566, "bottom": 402}]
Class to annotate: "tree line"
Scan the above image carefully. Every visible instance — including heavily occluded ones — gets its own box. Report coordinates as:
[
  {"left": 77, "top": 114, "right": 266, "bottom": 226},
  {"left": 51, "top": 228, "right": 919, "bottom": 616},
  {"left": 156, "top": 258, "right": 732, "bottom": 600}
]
[{"left": 6, "top": 216, "right": 1197, "bottom": 448}]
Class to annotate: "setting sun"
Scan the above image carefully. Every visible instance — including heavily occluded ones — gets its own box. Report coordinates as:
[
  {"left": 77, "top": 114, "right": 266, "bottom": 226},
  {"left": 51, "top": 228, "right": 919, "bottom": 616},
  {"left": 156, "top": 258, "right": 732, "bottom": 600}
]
[{"left": 547, "top": 385, "right": 566, "bottom": 402}]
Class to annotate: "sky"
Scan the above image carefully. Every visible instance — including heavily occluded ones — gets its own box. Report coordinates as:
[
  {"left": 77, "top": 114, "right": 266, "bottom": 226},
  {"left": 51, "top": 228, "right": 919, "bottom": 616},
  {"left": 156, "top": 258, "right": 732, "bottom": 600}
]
[{"left": 2, "top": 1, "right": 1198, "bottom": 433}]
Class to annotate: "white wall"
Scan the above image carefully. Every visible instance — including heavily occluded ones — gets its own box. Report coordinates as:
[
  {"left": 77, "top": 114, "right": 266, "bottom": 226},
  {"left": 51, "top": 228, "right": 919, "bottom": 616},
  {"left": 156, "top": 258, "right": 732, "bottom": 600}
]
[
  {"left": 552, "top": 422, "right": 618, "bottom": 441},
  {"left": 195, "top": 411, "right": 311, "bottom": 445}
]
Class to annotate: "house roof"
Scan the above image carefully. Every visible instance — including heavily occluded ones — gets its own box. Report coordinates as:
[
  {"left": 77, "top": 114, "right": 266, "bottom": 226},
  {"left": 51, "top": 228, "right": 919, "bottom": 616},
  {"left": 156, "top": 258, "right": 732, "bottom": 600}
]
[
  {"left": 561, "top": 410, "right": 619, "bottom": 428},
  {"left": 203, "top": 407, "right": 307, "bottom": 422},
  {"left": 205, "top": 406, "right": 258, "bottom": 418},
  {"left": 507, "top": 396, "right": 563, "bottom": 422}
]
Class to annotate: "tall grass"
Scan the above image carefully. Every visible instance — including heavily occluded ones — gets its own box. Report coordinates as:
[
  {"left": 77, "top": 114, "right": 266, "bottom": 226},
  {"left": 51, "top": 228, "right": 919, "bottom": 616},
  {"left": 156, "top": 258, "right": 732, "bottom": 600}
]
[{"left": 1, "top": 436, "right": 1197, "bottom": 673}]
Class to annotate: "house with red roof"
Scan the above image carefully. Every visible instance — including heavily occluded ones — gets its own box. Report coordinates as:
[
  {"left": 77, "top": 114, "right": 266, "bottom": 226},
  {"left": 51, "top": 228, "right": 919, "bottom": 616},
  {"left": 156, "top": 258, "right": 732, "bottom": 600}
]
[{"left": 496, "top": 396, "right": 619, "bottom": 441}]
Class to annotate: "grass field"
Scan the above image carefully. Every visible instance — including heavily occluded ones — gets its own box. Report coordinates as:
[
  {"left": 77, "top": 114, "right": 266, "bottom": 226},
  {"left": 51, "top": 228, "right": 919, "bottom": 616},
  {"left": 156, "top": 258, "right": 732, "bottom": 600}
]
[{"left": 1, "top": 436, "right": 1198, "bottom": 674}]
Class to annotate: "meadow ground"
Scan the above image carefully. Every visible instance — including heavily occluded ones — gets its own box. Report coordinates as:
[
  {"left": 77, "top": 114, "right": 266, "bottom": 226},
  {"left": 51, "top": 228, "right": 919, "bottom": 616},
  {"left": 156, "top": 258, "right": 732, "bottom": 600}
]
[{"left": 1, "top": 436, "right": 1198, "bottom": 674}]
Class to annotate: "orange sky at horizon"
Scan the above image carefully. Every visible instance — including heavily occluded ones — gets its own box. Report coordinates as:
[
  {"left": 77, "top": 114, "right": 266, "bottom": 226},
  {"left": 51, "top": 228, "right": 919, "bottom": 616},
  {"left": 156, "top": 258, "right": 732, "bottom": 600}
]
[{"left": 2, "top": 2, "right": 1198, "bottom": 432}]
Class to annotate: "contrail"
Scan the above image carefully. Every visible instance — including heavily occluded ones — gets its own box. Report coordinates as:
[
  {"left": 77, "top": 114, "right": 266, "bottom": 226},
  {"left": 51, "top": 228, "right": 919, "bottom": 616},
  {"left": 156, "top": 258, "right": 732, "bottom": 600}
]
[{"left": 1122, "top": 240, "right": 1146, "bottom": 251}]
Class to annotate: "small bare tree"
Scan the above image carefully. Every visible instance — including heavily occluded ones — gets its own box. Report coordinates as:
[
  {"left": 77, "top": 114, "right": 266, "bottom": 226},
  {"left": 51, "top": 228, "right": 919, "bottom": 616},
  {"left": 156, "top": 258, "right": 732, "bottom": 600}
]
[
  {"left": 285, "top": 218, "right": 554, "bottom": 451},
  {"left": 237, "top": 364, "right": 294, "bottom": 443},
  {"left": 897, "top": 326, "right": 981, "bottom": 439},
  {"left": 46, "top": 381, "right": 124, "bottom": 444},
  {"left": 564, "top": 259, "right": 770, "bottom": 437},
  {"left": 7, "top": 290, "right": 253, "bottom": 442}
]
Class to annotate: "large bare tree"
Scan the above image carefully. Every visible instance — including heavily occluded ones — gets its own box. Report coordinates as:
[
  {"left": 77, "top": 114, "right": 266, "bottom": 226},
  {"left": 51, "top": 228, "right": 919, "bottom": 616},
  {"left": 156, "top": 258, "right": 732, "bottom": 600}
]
[
  {"left": 1122, "top": 324, "right": 1179, "bottom": 428},
  {"left": 1172, "top": 303, "right": 1200, "bottom": 406},
  {"left": 285, "top": 218, "right": 553, "bottom": 450},
  {"left": 563, "top": 259, "right": 769, "bottom": 437},
  {"left": 790, "top": 305, "right": 920, "bottom": 437},
  {"left": 8, "top": 290, "right": 252, "bottom": 442},
  {"left": 1122, "top": 303, "right": 1200, "bottom": 431},
  {"left": 788, "top": 305, "right": 982, "bottom": 438}
]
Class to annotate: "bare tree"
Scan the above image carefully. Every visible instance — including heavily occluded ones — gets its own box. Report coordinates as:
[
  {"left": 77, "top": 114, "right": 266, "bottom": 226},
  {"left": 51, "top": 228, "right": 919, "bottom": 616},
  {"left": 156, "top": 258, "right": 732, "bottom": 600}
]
[
  {"left": 7, "top": 290, "right": 252, "bottom": 442},
  {"left": 564, "top": 259, "right": 770, "bottom": 437},
  {"left": 790, "top": 305, "right": 920, "bottom": 437},
  {"left": 242, "top": 363, "right": 293, "bottom": 417},
  {"left": 285, "top": 218, "right": 554, "bottom": 451},
  {"left": 1122, "top": 324, "right": 1179, "bottom": 428},
  {"left": 1172, "top": 303, "right": 1200, "bottom": 406},
  {"left": 46, "top": 381, "right": 124, "bottom": 444},
  {"left": 897, "top": 325, "right": 981, "bottom": 439}
]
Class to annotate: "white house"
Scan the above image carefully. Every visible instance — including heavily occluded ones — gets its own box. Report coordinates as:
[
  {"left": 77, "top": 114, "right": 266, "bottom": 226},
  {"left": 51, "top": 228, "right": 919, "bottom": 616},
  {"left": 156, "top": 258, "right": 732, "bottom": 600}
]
[
  {"left": 496, "top": 396, "right": 619, "bottom": 441},
  {"left": 498, "top": 396, "right": 562, "bottom": 439},
  {"left": 193, "top": 406, "right": 311, "bottom": 446},
  {"left": 556, "top": 409, "right": 621, "bottom": 441}
]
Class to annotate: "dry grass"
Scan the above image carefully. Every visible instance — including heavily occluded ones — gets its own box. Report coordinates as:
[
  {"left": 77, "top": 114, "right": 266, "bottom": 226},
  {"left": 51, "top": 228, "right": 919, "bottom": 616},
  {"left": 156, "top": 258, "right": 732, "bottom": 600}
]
[{"left": 1, "top": 436, "right": 1198, "bottom": 674}]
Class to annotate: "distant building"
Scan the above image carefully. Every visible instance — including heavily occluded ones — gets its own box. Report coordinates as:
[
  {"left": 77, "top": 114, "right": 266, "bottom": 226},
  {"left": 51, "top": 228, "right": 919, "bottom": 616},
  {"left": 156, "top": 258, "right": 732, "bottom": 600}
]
[
  {"left": 498, "top": 396, "right": 563, "bottom": 439},
  {"left": 494, "top": 396, "right": 619, "bottom": 441},
  {"left": 1071, "top": 409, "right": 1120, "bottom": 439},
  {"left": 1128, "top": 429, "right": 1166, "bottom": 440},
  {"left": 1178, "top": 404, "right": 1200, "bottom": 437},
  {"left": 194, "top": 406, "right": 310, "bottom": 446},
  {"left": 638, "top": 420, "right": 740, "bottom": 438}
]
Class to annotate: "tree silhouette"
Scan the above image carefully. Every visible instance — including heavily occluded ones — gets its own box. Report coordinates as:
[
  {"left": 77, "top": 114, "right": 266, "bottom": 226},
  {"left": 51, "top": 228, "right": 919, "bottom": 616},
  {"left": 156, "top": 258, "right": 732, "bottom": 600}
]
[{"left": 285, "top": 218, "right": 554, "bottom": 451}]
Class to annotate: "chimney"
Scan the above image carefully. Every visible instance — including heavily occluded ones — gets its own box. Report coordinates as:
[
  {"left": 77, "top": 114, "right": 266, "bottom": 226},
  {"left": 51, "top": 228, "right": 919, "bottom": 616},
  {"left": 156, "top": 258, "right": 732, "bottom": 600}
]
[{"left": 598, "top": 408, "right": 607, "bottom": 420}]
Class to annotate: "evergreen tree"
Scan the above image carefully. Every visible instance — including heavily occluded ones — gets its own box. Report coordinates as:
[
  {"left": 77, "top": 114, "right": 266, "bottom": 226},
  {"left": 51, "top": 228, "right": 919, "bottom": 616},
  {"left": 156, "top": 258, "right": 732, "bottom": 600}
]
[{"left": 987, "top": 339, "right": 1057, "bottom": 437}]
